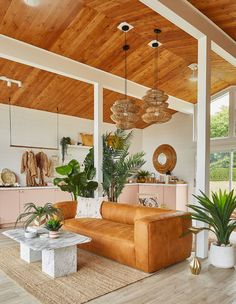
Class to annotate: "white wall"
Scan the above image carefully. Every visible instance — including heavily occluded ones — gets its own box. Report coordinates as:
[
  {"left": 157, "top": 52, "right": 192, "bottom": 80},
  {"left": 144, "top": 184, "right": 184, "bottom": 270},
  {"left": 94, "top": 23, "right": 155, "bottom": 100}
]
[
  {"left": 142, "top": 113, "right": 196, "bottom": 203},
  {"left": 0, "top": 104, "right": 142, "bottom": 186},
  {"left": 0, "top": 104, "right": 195, "bottom": 202}
]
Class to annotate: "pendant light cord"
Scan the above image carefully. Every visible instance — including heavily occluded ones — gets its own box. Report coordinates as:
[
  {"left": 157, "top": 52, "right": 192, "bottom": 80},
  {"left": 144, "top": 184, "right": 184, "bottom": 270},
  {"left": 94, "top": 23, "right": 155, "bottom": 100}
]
[
  {"left": 8, "top": 97, "right": 12, "bottom": 146},
  {"left": 153, "top": 31, "right": 159, "bottom": 90},
  {"left": 124, "top": 31, "right": 128, "bottom": 99}
]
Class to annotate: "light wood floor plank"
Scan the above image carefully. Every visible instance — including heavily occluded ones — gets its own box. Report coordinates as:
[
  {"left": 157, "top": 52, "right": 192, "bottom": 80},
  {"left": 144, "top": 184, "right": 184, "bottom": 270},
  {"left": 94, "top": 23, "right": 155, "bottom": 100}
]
[{"left": 0, "top": 229, "right": 235, "bottom": 304}]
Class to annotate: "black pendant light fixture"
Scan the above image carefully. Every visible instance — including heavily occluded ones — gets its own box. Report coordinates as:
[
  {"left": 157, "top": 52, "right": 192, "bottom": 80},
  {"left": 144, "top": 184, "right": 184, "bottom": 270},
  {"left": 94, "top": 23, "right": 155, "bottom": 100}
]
[
  {"left": 142, "top": 29, "right": 172, "bottom": 124},
  {"left": 110, "top": 24, "right": 140, "bottom": 130}
]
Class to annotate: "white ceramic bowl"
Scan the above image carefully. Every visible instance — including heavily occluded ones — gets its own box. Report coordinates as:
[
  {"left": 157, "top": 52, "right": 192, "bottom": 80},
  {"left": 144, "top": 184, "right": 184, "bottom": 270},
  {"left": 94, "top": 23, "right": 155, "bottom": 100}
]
[{"left": 24, "top": 231, "right": 37, "bottom": 238}]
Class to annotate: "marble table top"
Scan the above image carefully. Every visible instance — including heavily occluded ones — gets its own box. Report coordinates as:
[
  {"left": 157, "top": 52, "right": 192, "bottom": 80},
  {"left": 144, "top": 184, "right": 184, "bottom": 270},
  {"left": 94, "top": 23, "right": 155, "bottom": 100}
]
[{"left": 3, "top": 229, "right": 91, "bottom": 251}]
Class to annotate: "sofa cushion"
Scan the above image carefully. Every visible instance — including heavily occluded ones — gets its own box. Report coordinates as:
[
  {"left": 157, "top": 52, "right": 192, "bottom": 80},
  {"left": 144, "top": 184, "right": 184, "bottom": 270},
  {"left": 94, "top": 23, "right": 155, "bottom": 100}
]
[
  {"left": 76, "top": 196, "right": 104, "bottom": 219},
  {"left": 63, "top": 218, "right": 136, "bottom": 267},
  {"left": 64, "top": 218, "right": 134, "bottom": 243},
  {"left": 101, "top": 202, "right": 138, "bottom": 225}
]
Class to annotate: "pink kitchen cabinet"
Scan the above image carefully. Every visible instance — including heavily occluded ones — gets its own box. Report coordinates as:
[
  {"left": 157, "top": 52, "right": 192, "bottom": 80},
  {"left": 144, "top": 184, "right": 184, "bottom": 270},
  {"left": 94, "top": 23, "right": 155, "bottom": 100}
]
[
  {"left": 118, "top": 183, "right": 188, "bottom": 211},
  {"left": 19, "top": 188, "right": 55, "bottom": 212},
  {"left": 0, "top": 190, "right": 20, "bottom": 225},
  {"left": 118, "top": 185, "right": 139, "bottom": 204},
  {"left": 54, "top": 188, "right": 72, "bottom": 202},
  {"left": 0, "top": 187, "right": 73, "bottom": 227}
]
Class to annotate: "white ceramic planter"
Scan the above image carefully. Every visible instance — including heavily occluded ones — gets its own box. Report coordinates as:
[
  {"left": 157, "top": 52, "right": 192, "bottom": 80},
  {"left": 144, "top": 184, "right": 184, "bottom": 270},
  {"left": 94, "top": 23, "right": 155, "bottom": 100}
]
[{"left": 209, "top": 243, "right": 235, "bottom": 268}]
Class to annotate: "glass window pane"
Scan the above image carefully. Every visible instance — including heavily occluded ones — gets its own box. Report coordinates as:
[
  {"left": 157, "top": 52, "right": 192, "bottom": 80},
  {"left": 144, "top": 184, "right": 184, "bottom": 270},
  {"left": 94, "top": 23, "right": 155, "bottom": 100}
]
[
  {"left": 210, "top": 93, "right": 229, "bottom": 139},
  {"left": 232, "top": 152, "right": 236, "bottom": 192},
  {"left": 210, "top": 151, "right": 230, "bottom": 194}
]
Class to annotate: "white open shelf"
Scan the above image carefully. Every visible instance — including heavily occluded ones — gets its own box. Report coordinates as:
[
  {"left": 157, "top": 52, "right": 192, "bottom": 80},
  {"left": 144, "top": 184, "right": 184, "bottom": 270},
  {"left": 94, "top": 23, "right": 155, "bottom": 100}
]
[{"left": 67, "top": 145, "right": 92, "bottom": 150}]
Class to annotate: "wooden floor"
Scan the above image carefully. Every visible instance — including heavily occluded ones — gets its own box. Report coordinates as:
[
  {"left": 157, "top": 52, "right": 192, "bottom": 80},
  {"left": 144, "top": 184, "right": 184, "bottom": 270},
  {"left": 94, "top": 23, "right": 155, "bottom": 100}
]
[{"left": 0, "top": 230, "right": 235, "bottom": 304}]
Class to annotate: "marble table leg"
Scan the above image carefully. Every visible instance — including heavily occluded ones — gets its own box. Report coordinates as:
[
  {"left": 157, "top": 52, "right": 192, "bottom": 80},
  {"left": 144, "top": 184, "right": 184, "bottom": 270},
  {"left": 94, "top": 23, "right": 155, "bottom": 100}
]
[
  {"left": 42, "top": 245, "right": 77, "bottom": 278},
  {"left": 20, "top": 243, "right": 42, "bottom": 263}
]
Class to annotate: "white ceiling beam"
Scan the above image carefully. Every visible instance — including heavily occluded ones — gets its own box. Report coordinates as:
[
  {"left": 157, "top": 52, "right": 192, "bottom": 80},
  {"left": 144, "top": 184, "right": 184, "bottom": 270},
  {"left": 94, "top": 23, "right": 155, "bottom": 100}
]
[
  {"left": 0, "top": 34, "right": 194, "bottom": 114},
  {"left": 140, "top": 0, "right": 236, "bottom": 67}
]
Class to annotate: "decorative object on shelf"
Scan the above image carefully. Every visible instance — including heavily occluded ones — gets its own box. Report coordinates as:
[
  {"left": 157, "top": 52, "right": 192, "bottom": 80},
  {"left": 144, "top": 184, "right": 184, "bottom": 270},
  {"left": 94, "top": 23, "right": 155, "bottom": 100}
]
[
  {"left": 138, "top": 193, "right": 159, "bottom": 207},
  {"left": 54, "top": 157, "right": 98, "bottom": 200},
  {"left": 45, "top": 218, "right": 63, "bottom": 239},
  {"left": 111, "top": 24, "right": 140, "bottom": 130},
  {"left": 60, "top": 137, "right": 71, "bottom": 163},
  {"left": 153, "top": 144, "right": 177, "bottom": 174},
  {"left": 142, "top": 29, "right": 172, "bottom": 124},
  {"left": 1, "top": 168, "right": 17, "bottom": 186},
  {"left": 85, "top": 129, "right": 145, "bottom": 202},
  {"left": 80, "top": 133, "right": 93, "bottom": 147},
  {"left": 136, "top": 170, "right": 151, "bottom": 183},
  {"left": 188, "top": 227, "right": 204, "bottom": 275},
  {"left": 15, "top": 202, "right": 62, "bottom": 230},
  {"left": 187, "top": 189, "right": 236, "bottom": 268}
]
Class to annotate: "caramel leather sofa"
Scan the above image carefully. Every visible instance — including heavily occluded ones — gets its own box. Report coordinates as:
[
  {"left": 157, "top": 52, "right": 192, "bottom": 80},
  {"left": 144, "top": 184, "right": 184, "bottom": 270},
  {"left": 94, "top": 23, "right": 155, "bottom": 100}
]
[{"left": 54, "top": 201, "right": 192, "bottom": 273}]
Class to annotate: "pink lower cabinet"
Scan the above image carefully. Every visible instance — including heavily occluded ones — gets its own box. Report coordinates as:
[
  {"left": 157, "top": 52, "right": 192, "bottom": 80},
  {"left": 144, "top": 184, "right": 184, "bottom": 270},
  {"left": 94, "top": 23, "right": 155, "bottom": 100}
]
[
  {"left": 0, "top": 190, "right": 20, "bottom": 225},
  {"left": 19, "top": 189, "right": 55, "bottom": 212},
  {"left": 118, "top": 184, "right": 188, "bottom": 211},
  {"left": 0, "top": 187, "right": 73, "bottom": 227},
  {"left": 118, "top": 185, "right": 139, "bottom": 204},
  {"left": 54, "top": 188, "right": 72, "bottom": 202}
]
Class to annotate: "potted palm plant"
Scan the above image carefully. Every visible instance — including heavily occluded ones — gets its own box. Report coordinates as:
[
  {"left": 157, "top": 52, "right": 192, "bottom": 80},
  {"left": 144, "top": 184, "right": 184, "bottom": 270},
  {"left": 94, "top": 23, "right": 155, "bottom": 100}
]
[
  {"left": 45, "top": 218, "right": 63, "bottom": 239},
  {"left": 15, "top": 203, "right": 62, "bottom": 231},
  {"left": 136, "top": 170, "right": 151, "bottom": 183},
  {"left": 188, "top": 189, "right": 236, "bottom": 268}
]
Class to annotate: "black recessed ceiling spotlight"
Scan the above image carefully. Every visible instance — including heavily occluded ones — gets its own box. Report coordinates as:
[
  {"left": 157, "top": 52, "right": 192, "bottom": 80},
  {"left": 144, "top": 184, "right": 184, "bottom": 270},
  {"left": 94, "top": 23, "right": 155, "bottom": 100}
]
[{"left": 24, "top": 0, "right": 40, "bottom": 7}]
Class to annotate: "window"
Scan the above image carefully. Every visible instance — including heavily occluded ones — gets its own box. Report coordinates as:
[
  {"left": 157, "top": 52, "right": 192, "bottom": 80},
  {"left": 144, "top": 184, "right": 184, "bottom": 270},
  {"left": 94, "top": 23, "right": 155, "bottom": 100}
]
[
  {"left": 210, "top": 151, "right": 230, "bottom": 193},
  {"left": 210, "top": 93, "right": 229, "bottom": 139}
]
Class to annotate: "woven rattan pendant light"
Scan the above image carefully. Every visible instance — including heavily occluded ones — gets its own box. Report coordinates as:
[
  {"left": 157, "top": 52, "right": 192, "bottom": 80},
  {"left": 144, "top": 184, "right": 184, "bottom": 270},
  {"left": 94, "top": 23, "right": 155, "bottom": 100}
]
[
  {"left": 111, "top": 25, "right": 140, "bottom": 130},
  {"left": 142, "top": 29, "right": 172, "bottom": 124}
]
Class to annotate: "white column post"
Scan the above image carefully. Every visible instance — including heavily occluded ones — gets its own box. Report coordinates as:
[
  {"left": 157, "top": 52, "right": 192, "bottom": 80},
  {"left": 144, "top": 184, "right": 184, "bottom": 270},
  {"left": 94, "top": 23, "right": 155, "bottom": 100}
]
[
  {"left": 94, "top": 83, "right": 103, "bottom": 197},
  {"left": 196, "top": 36, "right": 211, "bottom": 258}
]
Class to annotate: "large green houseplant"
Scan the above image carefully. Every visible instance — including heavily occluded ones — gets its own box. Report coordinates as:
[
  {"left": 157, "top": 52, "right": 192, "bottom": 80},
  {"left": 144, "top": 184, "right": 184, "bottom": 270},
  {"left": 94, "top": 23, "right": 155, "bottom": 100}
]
[
  {"left": 188, "top": 189, "right": 236, "bottom": 268},
  {"left": 54, "top": 158, "right": 98, "bottom": 200},
  {"left": 86, "top": 129, "right": 145, "bottom": 202}
]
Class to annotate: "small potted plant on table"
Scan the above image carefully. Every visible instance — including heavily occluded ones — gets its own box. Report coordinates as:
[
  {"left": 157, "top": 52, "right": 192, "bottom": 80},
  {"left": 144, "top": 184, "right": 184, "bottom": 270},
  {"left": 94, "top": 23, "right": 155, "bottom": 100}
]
[
  {"left": 45, "top": 218, "right": 63, "bottom": 239},
  {"left": 188, "top": 189, "right": 236, "bottom": 268}
]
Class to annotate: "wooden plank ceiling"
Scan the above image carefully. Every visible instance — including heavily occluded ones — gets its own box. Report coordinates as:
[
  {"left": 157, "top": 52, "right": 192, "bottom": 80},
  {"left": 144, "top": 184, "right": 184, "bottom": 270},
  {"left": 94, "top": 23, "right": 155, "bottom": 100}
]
[
  {"left": 0, "top": 0, "right": 235, "bottom": 129},
  {"left": 188, "top": 0, "right": 236, "bottom": 40}
]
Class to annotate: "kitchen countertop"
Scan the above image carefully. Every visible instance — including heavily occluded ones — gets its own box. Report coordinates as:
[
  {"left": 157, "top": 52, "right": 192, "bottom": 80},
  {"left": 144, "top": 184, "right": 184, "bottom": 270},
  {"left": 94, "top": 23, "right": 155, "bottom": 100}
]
[
  {"left": 0, "top": 186, "right": 59, "bottom": 191},
  {"left": 125, "top": 183, "right": 188, "bottom": 187}
]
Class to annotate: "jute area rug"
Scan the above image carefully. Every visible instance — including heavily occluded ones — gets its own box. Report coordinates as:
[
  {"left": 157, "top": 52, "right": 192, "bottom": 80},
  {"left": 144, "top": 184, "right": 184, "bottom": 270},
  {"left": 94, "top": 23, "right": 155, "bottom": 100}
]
[{"left": 0, "top": 246, "right": 151, "bottom": 304}]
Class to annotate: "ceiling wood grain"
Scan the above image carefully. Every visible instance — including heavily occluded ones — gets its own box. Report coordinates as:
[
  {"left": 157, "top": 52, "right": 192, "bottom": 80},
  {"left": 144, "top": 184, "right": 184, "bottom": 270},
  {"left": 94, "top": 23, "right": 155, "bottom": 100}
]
[{"left": 0, "top": 0, "right": 235, "bottom": 128}]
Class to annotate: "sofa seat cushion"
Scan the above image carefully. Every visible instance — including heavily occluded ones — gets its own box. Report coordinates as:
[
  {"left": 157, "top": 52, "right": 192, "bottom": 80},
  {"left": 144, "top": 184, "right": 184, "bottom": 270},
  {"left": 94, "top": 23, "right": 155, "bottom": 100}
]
[{"left": 63, "top": 218, "right": 136, "bottom": 267}]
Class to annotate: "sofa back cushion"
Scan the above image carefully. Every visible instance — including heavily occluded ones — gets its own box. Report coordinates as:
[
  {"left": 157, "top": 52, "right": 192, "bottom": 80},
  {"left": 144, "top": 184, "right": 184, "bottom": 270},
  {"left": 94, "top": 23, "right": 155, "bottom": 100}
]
[
  {"left": 101, "top": 202, "right": 137, "bottom": 225},
  {"left": 101, "top": 202, "right": 174, "bottom": 225}
]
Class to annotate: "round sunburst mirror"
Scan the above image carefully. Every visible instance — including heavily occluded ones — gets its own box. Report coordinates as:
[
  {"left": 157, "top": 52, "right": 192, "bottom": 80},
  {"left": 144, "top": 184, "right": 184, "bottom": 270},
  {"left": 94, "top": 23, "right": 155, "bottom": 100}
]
[{"left": 152, "top": 144, "right": 177, "bottom": 174}]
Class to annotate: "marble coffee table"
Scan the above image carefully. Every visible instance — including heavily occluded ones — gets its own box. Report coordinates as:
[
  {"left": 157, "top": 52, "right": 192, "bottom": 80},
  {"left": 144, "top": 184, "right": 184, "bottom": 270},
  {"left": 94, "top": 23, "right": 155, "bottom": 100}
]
[{"left": 3, "top": 229, "right": 91, "bottom": 278}]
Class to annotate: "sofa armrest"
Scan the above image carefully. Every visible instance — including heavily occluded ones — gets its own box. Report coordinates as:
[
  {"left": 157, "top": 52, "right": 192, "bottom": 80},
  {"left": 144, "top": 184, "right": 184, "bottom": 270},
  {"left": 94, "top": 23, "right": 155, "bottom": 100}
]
[
  {"left": 134, "top": 211, "right": 192, "bottom": 272},
  {"left": 54, "top": 201, "right": 77, "bottom": 220}
]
